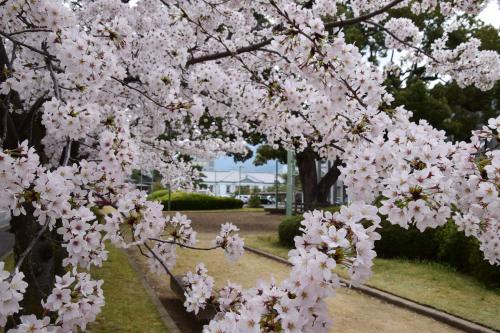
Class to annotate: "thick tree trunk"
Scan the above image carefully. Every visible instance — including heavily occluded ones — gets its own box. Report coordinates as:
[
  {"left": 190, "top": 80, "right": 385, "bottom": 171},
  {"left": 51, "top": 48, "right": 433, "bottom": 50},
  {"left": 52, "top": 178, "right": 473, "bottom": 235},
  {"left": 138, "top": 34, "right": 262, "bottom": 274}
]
[
  {"left": 296, "top": 149, "right": 342, "bottom": 210},
  {"left": 5, "top": 210, "right": 65, "bottom": 329},
  {"left": 296, "top": 148, "right": 319, "bottom": 211},
  {"left": 317, "top": 158, "right": 342, "bottom": 204},
  {"left": 6, "top": 208, "right": 65, "bottom": 330},
  {"left": 1, "top": 40, "right": 64, "bottom": 325}
]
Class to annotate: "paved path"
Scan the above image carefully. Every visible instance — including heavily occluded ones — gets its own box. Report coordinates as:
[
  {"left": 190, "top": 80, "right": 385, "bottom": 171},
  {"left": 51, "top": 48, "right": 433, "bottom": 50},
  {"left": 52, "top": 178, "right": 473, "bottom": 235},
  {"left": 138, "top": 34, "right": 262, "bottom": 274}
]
[{"left": 0, "top": 211, "right": 14, "bottom": 259}]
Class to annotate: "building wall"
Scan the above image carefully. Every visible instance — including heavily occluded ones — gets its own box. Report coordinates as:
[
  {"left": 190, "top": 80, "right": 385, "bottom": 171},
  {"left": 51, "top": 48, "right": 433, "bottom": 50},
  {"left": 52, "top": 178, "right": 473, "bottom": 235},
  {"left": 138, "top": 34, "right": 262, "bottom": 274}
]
[{"left": 204, "top": 182, "right": 270, "bottom": 196}]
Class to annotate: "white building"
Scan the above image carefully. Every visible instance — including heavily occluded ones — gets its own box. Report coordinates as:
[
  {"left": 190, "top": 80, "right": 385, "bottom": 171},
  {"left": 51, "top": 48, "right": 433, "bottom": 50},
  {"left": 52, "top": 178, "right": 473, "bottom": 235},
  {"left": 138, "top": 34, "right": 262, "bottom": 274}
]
[{"left": 201, "top": 170, "right": 283, "bottom": 196}]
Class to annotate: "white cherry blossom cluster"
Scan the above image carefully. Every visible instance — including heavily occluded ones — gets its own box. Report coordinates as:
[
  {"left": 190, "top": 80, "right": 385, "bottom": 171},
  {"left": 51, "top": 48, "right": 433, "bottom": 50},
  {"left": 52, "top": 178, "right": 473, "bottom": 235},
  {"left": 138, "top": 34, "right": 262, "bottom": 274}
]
[
  {"left": 199, "top": 207, "right": 380, "bottom": 333},
  {"left": 147, "top": 213, "right": 198, "bottom": 274},
  {"left": 214, "top": 223, "right": 244, "bottom": 262},
  {"left": 451, "top": 116, "right": 500, "bottom": 264},
  {"left": 383, "top": 18, "right": 423, "bottom": 50},
  {"left": 41, "top": 272, "right": 104, "bottom": 332},
  {"left": 0, "top": 0, "right": 499, "bottom": 331},
  {"left": 292, "top": 206, "right": 381, "bottom": 286},
  {"left": 7, "top": 316, "right": 54, "bottom": 333},
  {"left": 103, "top": 190, "right": 167, "bottom": 246},
  {"left": 0, "top": 142, "right": 41, "bottom": 216},
  {"left": 41, "top": 99, "right": 101, "bottom": 141},
  {"left": 6, "top": 271, "right": 104, "bottom": 333},
  {"left": 428, "top": 37, "right": 500, "bottom": 91},
  {"left": 57, "top": 207, "right": 107, "bottom": 269},
  {"left": 0, "top": 264, "right": 28, "bottom": 327},
  {"left": 183, "top": 263, "right": 214, "bottom": 315},
  {"left": 341, "top": 108, "right": 455, "bottom": 230},
  {"left": 409, "top": 0, "right": 486, "bottom": 15}
]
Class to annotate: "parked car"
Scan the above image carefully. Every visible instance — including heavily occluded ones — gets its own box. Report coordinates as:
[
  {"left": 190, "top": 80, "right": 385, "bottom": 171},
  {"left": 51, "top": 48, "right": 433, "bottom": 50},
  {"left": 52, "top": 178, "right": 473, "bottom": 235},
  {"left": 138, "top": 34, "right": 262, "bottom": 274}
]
[
  {"left": 235, "top": 195, "right": 250, "bottom": 203},
  {"left": 259, "top": 196, "right": 273, "bottom": 205}
]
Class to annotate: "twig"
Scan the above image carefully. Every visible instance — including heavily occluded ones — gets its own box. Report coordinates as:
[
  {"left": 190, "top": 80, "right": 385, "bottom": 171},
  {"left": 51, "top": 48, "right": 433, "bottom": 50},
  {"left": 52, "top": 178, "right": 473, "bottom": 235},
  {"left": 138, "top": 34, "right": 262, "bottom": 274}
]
[
  {"left": 143, "top": 242, "right": 175, "bottom": 279},
  {"left": 62, "top": 139, "right": 72, "bottom": 166},
  {"left": 325, "top": 0, "right": 405, "bottom": 29},
  {"left": 0, "top": 30, "right": 56, "bottom": 59},
  {"left": 364, "top": 20, "right": 439, "bottom": 63},
  {"left": 149, "top": 238, "right": 219, "bottom": 251},
  {"left": 9, "top": 28, "right": 52, "bottom": 36},
  {"left": 111, "top": 76, "right": 182, "bottom": 111}
]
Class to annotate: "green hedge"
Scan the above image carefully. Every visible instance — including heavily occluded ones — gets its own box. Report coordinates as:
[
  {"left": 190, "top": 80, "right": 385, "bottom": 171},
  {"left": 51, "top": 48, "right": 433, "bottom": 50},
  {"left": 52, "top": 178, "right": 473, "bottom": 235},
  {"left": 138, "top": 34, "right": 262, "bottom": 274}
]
[
  {"left": 377, "top": 220, "right": 500, "bottom": 287},
  {"left": 278, "top": 215, "right": 304, "bottom": 248},
  {"left": 278, "top": 209, "right": 500, "bottom": 287},
  {"left": 147, "top": 189, "right": 169, "bottom": 200},
  {"left": 148, "top": 191, "right": 244, "bottom": 210}
]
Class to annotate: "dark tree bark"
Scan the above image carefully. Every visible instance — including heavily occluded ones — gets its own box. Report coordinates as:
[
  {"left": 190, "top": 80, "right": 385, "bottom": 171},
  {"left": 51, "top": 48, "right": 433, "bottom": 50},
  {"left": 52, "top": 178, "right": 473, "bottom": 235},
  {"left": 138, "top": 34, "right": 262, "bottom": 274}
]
[
  {"left": 9, "top": 210, "right": 64, "bottom": 319},
  {"left": 1, "top": 37, "right": 64, "bottom": 327},
  {"left": 296, "top": 148, "right": 342, "bottom": 210}
]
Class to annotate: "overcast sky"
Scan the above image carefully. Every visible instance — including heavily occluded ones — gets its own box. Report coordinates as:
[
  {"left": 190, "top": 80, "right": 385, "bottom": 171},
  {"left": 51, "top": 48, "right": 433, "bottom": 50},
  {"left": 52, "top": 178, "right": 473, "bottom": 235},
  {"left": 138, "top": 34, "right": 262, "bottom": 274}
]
[{"left": 479, "top": 1, "right": 500, "bottom": 27}]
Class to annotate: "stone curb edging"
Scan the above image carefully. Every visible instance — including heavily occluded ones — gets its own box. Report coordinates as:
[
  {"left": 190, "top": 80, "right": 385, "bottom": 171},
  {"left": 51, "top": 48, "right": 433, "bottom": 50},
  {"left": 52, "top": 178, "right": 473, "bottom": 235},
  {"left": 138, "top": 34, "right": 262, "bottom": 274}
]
[
  {"left": 244, "top": 245, "right": 499, "bottom": 333},
  {"left": 125, "top": 251, "right": 183, "bottom": 333}
]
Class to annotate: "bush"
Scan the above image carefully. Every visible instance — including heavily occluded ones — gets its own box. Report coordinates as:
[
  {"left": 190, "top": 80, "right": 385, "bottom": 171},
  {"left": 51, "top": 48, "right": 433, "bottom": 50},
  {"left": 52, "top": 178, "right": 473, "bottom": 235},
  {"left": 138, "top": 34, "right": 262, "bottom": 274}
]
[
  {"left": 376, "top": 220, "right": 440, "bottom": 260},
  {"left": 376, "top": 219, "right": 500, "bottom": 287},
  {"left": 278, "top": 215, "right": 304, "bottom": 248},
  {"left": 147, "top": 189, "right": 169, "bottom": 200},
  {"left": 277, "top": 207, "right": 500, "bottom": 287},
  {"left": 149, "top": 191, "right": 244, "bottom": 210},
  {"left": 248, "top": 195, "right": 262, "bottom": 208}
]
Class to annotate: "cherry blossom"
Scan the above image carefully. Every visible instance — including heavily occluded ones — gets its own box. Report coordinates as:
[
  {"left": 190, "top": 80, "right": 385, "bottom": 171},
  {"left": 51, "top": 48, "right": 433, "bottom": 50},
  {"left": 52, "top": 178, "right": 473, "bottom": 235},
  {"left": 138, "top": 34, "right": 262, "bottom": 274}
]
[{"left": 0, "top": 0, "right": 499, "bottom": 331}]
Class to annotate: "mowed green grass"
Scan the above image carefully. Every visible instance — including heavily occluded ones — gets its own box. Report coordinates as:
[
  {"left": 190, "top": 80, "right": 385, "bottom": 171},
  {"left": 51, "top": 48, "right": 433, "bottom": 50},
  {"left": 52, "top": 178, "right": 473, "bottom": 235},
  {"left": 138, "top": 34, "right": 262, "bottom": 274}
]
[
  {"left": 244, "top": 233, "right": 500, "bottom": 331},
  {"left": 89, "top": 245, "right": 168, "bottom": 333},
  {"left": 2, "top": 246, "right": 168, "bottom": 333}
]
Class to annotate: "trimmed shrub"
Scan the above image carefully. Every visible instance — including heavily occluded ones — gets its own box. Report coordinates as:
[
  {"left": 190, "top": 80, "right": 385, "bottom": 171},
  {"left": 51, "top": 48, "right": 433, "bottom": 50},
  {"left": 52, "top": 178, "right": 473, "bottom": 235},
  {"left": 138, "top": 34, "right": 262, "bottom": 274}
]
[
  {"left": 149, "top": 191, "right": 244, "bottom": 210},
  {"left": 278, "top": 215, "right": 304, "bottom": 248},
  {"left": 248, "top": 195, "right": 262, "bottom": 208},
  {"left": 147, "top": 189, "right": 169, "bottom": 200},
  {"left": 376, "top": 219, "right": 500, "bottom": 287},
  {"left": 376, "top": 220, "right": 440, "bottom": 260}
]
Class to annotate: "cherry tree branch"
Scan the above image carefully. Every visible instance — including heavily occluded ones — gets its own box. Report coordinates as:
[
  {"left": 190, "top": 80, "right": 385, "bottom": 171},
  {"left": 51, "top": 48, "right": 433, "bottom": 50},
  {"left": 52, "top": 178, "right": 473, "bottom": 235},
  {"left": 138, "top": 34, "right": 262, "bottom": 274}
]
[
  {"left": 149, "top": 238, "right": 219, "bottom": 251},
  {"left": 0, "top": 30, "right": 56, "bottom": 59},
  {"left": 9, "top": 28, "right": 52, "bottom": 36},
  {"left": 111, "top": 76, "right": 186, "bottom": 111},
  {"left": 324, "top": 0, "right": 405, "bottom": 29},
  {"left": 183, "top": 0, "right": 406, "bottom": 67},
  {"left": 364, "top": 20, "right": 439, "bottom": 63},
  {"left": 143, "top": 242, "right": 175, "bottom": 279},
  {"left": 9, "top": 221, "right": 50, "bottom": 279},
  {"left": 186, "top": 38, "right": 273, "bottom": 67}
]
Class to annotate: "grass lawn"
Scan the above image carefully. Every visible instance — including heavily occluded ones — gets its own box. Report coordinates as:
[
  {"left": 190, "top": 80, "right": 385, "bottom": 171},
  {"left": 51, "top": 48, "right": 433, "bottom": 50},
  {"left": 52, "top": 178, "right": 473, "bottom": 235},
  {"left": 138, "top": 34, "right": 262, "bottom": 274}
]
[
  {"left": 89, "top": 245, "right": 168, "bottom": 333},
  {"left": 2, "top": 246, "right": 168, "bottom": 333},
  {"left": 245, "top": 233, "right": 500, "bottom": 331}
]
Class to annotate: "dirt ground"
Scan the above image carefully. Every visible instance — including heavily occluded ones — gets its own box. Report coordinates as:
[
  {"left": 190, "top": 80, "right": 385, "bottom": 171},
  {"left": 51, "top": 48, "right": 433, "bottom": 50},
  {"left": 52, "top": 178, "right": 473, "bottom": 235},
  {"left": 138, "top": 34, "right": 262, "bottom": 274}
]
[
  {"left": 129, "top": 227, "right": 463, "bottom": 333},
  {"left": 174, "top": 211, "right": 283, "bottom": 233}
]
